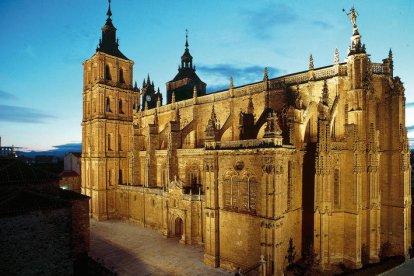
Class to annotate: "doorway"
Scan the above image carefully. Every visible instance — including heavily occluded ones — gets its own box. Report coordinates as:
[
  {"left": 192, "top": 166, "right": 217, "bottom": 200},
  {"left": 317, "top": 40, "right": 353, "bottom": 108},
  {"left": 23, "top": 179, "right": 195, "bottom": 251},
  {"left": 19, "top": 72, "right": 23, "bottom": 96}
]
[{"left": 174, "top": 217, "right": 183, "bottom": 238}]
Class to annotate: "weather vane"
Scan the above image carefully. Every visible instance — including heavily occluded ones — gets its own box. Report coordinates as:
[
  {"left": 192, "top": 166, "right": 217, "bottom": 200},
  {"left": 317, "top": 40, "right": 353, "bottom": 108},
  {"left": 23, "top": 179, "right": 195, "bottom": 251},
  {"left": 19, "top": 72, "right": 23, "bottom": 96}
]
[{"left": 343, "top": 6, "right": 358, "bottom": 30}]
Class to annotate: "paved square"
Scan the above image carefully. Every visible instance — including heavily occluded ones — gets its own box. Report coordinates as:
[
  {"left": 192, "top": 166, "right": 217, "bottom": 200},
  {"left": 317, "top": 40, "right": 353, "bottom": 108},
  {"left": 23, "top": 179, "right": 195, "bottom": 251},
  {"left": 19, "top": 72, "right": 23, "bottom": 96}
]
[{"left": 90, "top": 219, "right": 231, "bottom": 275}]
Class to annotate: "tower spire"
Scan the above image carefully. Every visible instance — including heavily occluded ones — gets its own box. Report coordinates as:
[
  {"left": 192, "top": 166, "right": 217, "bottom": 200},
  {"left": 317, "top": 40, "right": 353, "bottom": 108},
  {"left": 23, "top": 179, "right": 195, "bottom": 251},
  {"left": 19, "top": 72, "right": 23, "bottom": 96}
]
[
  {"left": 180, "top": 29, "right": 193, "bottom": 69},
  {"left": 185, "top": 29, "right": 189, "bottom": 49},
  {"left": 96, "top": 0, "right": 129, "bottom": 60},
  {"left": 107, "top": 0, "right": 112, "bottom": 18}
]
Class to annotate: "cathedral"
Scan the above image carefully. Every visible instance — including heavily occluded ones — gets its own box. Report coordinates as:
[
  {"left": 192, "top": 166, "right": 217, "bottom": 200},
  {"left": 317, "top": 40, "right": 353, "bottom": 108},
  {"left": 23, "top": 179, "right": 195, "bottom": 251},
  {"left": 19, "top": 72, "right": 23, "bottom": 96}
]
[{"left": 81, "top": 3, "right": 411, "bottom": 274}]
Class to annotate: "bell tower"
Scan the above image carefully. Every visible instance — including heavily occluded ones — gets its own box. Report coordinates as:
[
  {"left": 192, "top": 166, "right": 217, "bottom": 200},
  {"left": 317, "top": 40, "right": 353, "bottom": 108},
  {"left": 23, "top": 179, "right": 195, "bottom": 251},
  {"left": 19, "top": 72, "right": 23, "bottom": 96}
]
[{"left": 81, "top": 0, "right": 139, "bottom": 220}]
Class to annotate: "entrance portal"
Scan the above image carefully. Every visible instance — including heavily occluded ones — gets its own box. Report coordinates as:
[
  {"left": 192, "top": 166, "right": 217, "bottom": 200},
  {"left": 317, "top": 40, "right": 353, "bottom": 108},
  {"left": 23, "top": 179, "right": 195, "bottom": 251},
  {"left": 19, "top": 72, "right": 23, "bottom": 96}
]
[{"left": 174, "top": 217, "right": 183, "bottom": 238}]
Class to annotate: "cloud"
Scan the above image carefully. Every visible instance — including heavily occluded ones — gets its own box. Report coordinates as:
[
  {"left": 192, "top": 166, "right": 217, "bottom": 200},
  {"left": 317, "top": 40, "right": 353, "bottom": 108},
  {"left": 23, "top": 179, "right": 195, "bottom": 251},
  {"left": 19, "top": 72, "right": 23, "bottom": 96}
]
[
  {"left": 406, "top": 102, "right": 414, "bottom": 108},
  {"left": 312, "top": 20, "right": 333, "bottom": 30},
  {"left": 0, "top": 105, "right": 55, "bottom": 123},
  {"left": 51, "top": 142, "right": 82, "bottom": 151},
  {"left": 241, "top": 4, "right": 297, "bottom": 40},
  {"left": 18, "top": 142, "right": 82, "bottom": 157},
  {"left": 0, "top": 90, "right": 17, "bottom": 100},
  {"left": 198, "top": 64, "right": 284, "bottom": 92},
  {"left": 407, "top": 125, "right": 414, "bottom": 132}
]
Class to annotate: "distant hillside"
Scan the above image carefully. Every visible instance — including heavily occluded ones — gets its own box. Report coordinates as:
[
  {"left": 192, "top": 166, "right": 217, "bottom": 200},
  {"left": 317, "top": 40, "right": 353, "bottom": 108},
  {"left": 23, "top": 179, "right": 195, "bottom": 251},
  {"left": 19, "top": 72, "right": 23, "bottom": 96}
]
[{"left": 18, "top": 143, "right": 82, "bottom": 158}]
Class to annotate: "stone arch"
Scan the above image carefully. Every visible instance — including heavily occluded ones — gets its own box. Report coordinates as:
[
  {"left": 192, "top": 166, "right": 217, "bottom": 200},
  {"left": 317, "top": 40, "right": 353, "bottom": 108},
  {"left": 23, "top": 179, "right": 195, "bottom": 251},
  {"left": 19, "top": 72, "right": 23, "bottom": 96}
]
[
  {"left": 168, "top": 212, "right": 186, "bottom": 242},
  {"left": 302, "top": 111, "right": 318, "bottom": 143},
  {"left": 252, "top": 108, "right": 273, "bottom": 138}
]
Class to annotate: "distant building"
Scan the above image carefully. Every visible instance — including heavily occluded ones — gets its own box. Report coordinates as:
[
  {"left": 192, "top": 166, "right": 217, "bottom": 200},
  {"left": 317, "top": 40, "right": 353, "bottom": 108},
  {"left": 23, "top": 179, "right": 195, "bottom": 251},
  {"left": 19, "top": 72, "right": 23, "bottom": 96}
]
[
  {"left": 35, "top": 155, "right": 59, "bottom": 164},
  {"left": 0, "top": 156, "right": 90, "bottom": 275},
  {"left": 64, "top": 152, "right": 81, "bottom": 174},
  {"left": 60, "top": 152, "right": 82, "bottom": 192},
  {"left": 0, "top": 136, "right": 17, "bottom": 157}
]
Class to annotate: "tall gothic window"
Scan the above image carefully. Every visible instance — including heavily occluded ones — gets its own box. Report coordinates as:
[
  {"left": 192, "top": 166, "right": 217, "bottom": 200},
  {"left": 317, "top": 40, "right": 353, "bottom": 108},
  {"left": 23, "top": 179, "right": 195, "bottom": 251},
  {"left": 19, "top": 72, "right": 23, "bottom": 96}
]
[
  {"left": 119, "top": 68, "right": 125, "bottom": 83},
  {"left": 105, "top": 64, "right": 112, "bottom": 80},
  {"left": 106, "top": 97, "right": 111, "bottom": 112},
  {"left": 119, "top": 99, "right": 123, "bottom": 114},
  {"left": 223, "top": 171, "right": 257, "bottom": 213},
  {"left": 107, "top": 134, "right": 112, "bottom": 151},
  {"left": 334, "top": 169, "right": 340, "bottom": 208},
  {"left": 119, "top": 169, "right": 123, "bottom": 185}
]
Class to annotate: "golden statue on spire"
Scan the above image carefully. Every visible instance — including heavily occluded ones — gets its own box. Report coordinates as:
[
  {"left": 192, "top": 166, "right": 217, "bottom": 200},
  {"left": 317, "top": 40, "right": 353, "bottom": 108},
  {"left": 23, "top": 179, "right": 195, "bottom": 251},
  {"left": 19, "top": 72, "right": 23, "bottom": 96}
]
[{"left": 343, "top": 6, "right": 358, "bottom": 30}]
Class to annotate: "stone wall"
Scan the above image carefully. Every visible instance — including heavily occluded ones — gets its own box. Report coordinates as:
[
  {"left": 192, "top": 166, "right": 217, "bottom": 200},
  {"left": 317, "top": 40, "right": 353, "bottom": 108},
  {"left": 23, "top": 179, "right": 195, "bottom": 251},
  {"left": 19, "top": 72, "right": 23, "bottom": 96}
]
[{"left": 0, "top": 208, "right": 73, "bottom": 275}]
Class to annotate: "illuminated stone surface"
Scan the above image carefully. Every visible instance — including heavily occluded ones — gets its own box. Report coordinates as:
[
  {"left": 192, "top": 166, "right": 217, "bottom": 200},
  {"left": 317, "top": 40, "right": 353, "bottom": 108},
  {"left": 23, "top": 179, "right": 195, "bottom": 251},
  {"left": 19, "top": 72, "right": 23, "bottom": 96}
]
[{"left": 90, "top": 219, "right": 230, "bottom": 275}]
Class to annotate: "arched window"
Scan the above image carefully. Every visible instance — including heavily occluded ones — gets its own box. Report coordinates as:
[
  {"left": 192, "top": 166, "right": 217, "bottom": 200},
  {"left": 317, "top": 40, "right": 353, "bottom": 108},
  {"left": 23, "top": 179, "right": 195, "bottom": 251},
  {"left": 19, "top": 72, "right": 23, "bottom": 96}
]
[
  {"left": 106, "top": 97, "right": 111, "bottom": 112},
  {"left": 105, "top": 64, "right": 112, "bottom": 81},
  {"left": 119, "top": 68, "right": 125, "bottom": 83},
  {"left": 119, "top": 99, "right": 123, "bottom": 114}
]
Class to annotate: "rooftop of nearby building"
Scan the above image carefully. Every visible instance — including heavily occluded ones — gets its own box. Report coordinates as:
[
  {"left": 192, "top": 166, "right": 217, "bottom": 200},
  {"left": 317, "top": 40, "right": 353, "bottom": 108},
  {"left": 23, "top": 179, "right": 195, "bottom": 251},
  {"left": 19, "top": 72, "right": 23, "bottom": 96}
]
[{"left": 0, "top": 156, "right": 60, "bottom": 186}]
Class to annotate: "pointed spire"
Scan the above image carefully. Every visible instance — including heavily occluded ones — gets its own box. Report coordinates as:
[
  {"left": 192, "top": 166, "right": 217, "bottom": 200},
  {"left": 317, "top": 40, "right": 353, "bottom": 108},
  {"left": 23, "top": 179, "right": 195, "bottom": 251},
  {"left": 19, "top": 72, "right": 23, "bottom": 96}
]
[
  {"left": 388, "top": 48, "right": 393, "bottom": 60},
  {"left": 107, "top": 0, "right": 112, "bottom": 18},
  {"left": 334, "top": 48, "right": 340, "bottom": 65},
  {"left": 181, "top": 29, "right": 193, "bottom": 69},
  {"left": 144, "top": 101, "right": 148, "bottom": 111},
  {"left": 172, "top": 91, "right": 176, "bottom": 103},
  {"left": 157, "top": 95, "right": 161, "bottom": 108},
  {"left": 134, "top": 81, "right": 138, "bottom": 89},
  {"left": 264, "top": 111, "right": 282, "bottom": 138},
  {"left": 147, "top": 74, "right": 151, "bottom": 85},
  {"left": 309, "top": 54, "right": 314, "bottom": 70},
  {"left": 210, "top": 104, "right": 217, "bottom": 122},
  {"left": 263, "top": 67, "right": 269, "bottom": 81},
  {"left": 143, "top": 78, "right": 146, "bottom": 87},
  {"left": 185, "top": 29, "right": 189, "bottom": 49},
  {"left": 247, "top": 94, "right": 254, "bottom": 114},
  {"left": 321, "top": 79, "right": 330, "bottom": 106},
  {"left": 230, "top": 76, "right": 234, "bottom": 89}
]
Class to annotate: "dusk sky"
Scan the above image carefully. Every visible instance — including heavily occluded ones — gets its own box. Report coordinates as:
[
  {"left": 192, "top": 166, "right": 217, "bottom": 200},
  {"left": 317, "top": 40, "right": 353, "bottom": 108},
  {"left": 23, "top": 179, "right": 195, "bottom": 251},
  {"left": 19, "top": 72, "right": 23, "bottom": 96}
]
[{"left": 0, "top": 0, "right": 413, "bottom": 151}]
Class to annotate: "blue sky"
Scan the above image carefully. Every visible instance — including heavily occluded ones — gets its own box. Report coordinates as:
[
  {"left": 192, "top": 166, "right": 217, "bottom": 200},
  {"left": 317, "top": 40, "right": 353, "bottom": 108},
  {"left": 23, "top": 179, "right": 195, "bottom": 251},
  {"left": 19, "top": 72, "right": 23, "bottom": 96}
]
[{"left": 0, "top": 0, "right": 413, "bottom": 150}]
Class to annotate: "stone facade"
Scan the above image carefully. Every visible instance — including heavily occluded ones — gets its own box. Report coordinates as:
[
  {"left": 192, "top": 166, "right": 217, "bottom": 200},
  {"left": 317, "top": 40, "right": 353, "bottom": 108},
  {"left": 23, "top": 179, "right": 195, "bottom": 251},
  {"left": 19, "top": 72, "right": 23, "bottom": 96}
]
[{"left": 81, "top": 5, "right": 411, "bottom": 275}]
